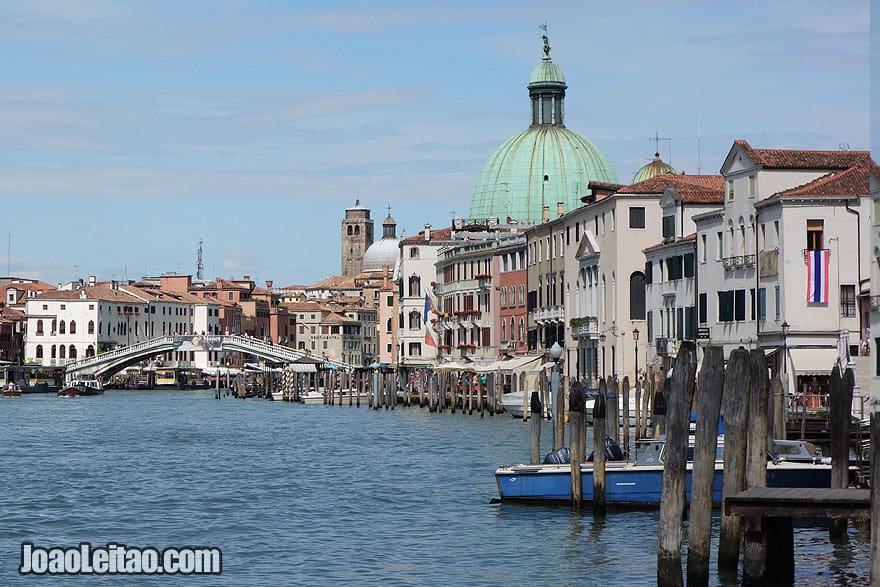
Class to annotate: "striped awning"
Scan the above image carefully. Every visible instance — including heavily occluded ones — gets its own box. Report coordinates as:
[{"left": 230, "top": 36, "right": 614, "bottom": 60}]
[{"left": 287, "top": 363, "right": 318, "bottom": 373}]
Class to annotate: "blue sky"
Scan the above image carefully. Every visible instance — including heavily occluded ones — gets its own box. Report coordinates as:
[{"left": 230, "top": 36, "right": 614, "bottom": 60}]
[{"left": 0, "top": 0, "right": 871, "bottom": 287}]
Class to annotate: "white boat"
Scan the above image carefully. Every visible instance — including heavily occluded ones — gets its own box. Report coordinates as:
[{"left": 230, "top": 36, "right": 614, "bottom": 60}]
[
  {"left": 58, "top": 375, "right": 104, "bottom": 397},
  {"left": 585, "top": 394, "right": 641, "bottom": 426},
  {"left": 270, "top": 390, "right": 284, "bottom": 401},
  {"left": 501, "top": 390, "right": 550, "bottom": 418},
  {"left": 300, "top": 390, "right": 326, "bottom": 405}
]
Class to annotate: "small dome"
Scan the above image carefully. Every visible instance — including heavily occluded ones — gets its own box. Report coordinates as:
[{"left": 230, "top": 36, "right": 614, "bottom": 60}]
[
  {"left": 633, "top": 153, "right": 677, "bottom": 184},
  {"left": 362, "top": 239, "right": 400, "bottom": 273},
  {"left": 529, "top": 60, "right": 565, "bottom": 85}
]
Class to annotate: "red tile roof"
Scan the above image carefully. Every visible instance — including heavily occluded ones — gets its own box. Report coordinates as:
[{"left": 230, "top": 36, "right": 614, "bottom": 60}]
[
  {"left": 735, "top": 140, "right": 871, "bottom": 170},
  {"left": 617, "top": 174, "right": 724, "bottom": 203},
  {"left": 772, "top": 160, "right": 877, "bottom": 200}
]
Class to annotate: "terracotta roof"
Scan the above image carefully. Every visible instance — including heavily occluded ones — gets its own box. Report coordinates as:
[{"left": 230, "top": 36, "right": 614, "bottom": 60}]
[
  {"left": 400, "top": 226, "right": 455, "bottom": 245},
  {"left": 284, "top": 301, "right": 325, "bottom": 312},
  {"left": 34, "top": 285, "right": 146, "bottom": 303},
  {"left": 308, "top": 276, "right": 358, "bottom": 290},
  {"left": 735, "top": 140, "right": 871, "bottom": 170},
  {"left": 0, "top": 307, "right": 25, "bottom": 321},
  {"left": 617, "top": 174, "right": 724, "bottom": 199},
  {"left": 643, "top": 233, "right": 696, "bottom": 254},
  {"left": 771, "top": 160, "right": 877, "bottom": 200}
]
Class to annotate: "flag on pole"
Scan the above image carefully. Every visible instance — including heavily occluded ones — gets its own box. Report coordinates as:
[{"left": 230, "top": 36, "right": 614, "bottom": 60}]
[
  {"left": 806, "top": 249, "right": 830, "bottom": 303},
  {"left": 423, "top": 293, "right": 436, "bottom": 346}
]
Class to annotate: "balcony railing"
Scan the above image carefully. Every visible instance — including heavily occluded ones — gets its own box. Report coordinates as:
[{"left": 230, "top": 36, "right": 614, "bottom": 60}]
[
  {"left": 533, "top": 306, "right": 564, "bottom": 322},
  {"left": 570, "top": 317, "right": 598, "bottom": 339},
  {"left": 722, "top": 255, "right": 756, "bottom": 270}
]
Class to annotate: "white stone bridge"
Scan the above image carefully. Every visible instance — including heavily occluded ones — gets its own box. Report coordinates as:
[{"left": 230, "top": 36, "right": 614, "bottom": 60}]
[{"left": 64, "top": 334, "right": 353, "bottom": 379}]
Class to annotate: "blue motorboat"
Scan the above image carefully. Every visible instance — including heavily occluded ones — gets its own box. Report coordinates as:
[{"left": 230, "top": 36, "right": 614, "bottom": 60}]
[{"left": 494, "top": 437, "right": 833, "bottom": 507}]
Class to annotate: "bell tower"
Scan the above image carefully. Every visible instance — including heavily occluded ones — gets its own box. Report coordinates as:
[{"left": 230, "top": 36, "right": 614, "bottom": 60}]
[{"left": 341, "top": 199, "right": 374, "bottom": 276}]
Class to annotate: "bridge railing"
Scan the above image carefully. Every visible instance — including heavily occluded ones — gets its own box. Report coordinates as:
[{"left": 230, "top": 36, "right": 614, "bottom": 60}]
[
  {"left": 220, "top": 335, "right": 353, "bottom": 370},
  {"left": 66, "top": 336, "right": 177, "bottom": 371}
]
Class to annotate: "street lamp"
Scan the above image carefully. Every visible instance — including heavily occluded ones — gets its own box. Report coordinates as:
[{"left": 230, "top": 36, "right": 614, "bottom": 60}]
[
  {"left": 633, "top": 328, "right": 640, "bottom": 383},
  {"left": 549, "top": 341, "right": 563, "bottom": 449}
]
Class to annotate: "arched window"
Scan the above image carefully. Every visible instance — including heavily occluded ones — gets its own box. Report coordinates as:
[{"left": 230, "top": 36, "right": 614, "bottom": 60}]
[
  {"left": 518, "top": 318, "right": 525, "bottom": 342},
  {"left": 408, "top": 311, "right": 421, "bottom": 330},
  {"left": 69, "top": 321, "right": 76, "bottom": 334},
  {"left": 410, "top": 247, "right": 420, "bottom": 259},
  {"left": 354, "top": 225, "right": 360, "bottom": 235},
  {"left": 88, "top": 321, "right": 95, "bottom": 334},
  {"left": 59, "top": 345, "right": 66, "bottom": 359},
  {"left": 629, "top": 271, "right": 646, "bottom": 320},
  {"left": 500, "top": 288, "right": 507, "bottom": 308},
  {"left": 347, "top": 225, "right": 353, "bottom": 235},
  {"left": 408, "top": 275, "right": 421, "bottom": 297},
  {"left": 36, "top": 345, "right": 43, "bottom": 359},
  {"left": 501, "top": 320, "right": 507, "bottom": 342},
  {"left": 36, "top": 319, "right": 44, "bottom": 335},
  {"left": 51, "top": 319, "right": 57, "bottom": 334},
  {"left": 59, "top": 320, "right": 66, "bottom": 334},
  {"left": 519, "top": 285, "right": 525, "bottom": 306},
  {"left": 51, "top": 345, "right": 56, "bottom": 359},
  {"left": 69, "top": 345, "right": 77, "bottom": 359},
  {"left": 510, "top": 317, "right": 515, "bottom": 343}
]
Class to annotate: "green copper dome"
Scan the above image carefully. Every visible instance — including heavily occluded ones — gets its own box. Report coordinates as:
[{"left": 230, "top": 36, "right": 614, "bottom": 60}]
[
  {"left": 633, "top": 153, "right": 677, "bottom": 183},
  {"left": 469, "top": 36, "right": 617, "bottom": 224}
]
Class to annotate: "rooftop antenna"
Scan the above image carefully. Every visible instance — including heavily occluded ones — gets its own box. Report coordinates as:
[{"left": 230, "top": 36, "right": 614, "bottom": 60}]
[
  {"left": 697, "top": 117, "right": 702, "bottom": 174},
  {"left": 649, "top": 131, "right": 673, "bottom": 164},
  {"left": 196, "top": 239, "right": 204, "bottom": 280}
]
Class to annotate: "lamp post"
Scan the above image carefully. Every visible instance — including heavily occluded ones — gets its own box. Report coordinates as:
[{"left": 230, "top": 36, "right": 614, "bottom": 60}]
[
  {"left": 633, "top": 328, "right": 640, "bottom": 384},
  {"left": 550, "top": 341, "right": 563, "bottom": 450}
]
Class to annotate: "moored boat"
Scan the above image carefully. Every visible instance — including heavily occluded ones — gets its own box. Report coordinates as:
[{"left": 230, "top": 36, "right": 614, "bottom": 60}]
[
  {"left": 494, "top": 437, "right": 834, "bottom": 507},
  {"left": 58, "top": 375, "right": 104, "bottom": 398},
  {"left": 3, "top": 383, "right": 22, "bottom": 397},
  {"left": 300, "top": 390, "right": 325, "bottom": 405}
]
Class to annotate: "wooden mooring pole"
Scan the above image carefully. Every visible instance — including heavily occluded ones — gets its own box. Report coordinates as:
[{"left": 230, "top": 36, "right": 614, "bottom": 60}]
[
  {"left": 529, "top": 391, "right": 542, "bottom": 465},
  {"left": 686, "top": 345, "right": 724, "bottom": 585},
  {"left": 870, "top": 411, "right": 880, "bottom": 584},
  {"left": 718, "top": 347, "right": 751, "bottom": 572},
  {"left": 657, "top": 341, "right": 696, "bottom": 587},
  {"left": 742, "top": 349, "right": 770, "bottom": 584},
  {"left": 829, "top": 363, "right": 854, "bottom": 539},
  {"left": 592, "top": 381, "right": 607, "bottom": 516},
  {"left": 569, "top": 383, "right": 585, "bottom": 509}
]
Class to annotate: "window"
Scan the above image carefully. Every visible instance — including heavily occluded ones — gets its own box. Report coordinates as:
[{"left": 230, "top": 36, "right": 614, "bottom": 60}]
[
  {"left": 386, "top": 295, "right": 394, "bottom": 307},
  {"left": 727, "top": 179, "right": 734, "bottom": 201},
  {"left": 716, "top": 232, "right": 723, "bottom": 260},
  {"left": 757, "top": 288, "right": 767, "bottom": 320},
  {"left": 386, "top": 318, "right": 393, "bottom": 333},
  {"left": 88, "top": 321, "right": 94, "bottom": 334},
  {"left": 700, "top": 234, "right": 707, "bottom": 263},
  {"left": 662, "top": 216, "right": 675, "bottom": 239},
  {"left": 59, "top": 321, "right": 66, "bottom": 335},
  {"left": 644, "top": 261, "right": 653, "bottom": 285},
  {"left": 36, "top": 345, "right": 43, "bottom": 359},
  {"left": 748, "top": 175, "right": 756, "bottom": 196},
  {"left": 629, "top": 272, "right": 646, "bottom": 320},
  {"left": 683, "top": 254, "right": 694, "bottom": 278},
  {"left": 775, "top": 285, "right": 781, "bottom": 320},
  {"left": 841, "top": 285, "right": 856, "bottom": 318},
  {"left": 806, "top": 219, "right": 824, "bottom": 250},
  {"left": 647, "top": 310, "right": 653, "bottom": 342},
  {"left": 718, "top": 291, "right": 734, "bottom": 322},
  {"left": 410, "top": 247, "right": 419, "bottom": 259},
  {"left": 667, "top": 256, "right": 683, "bottom": 281},
  {"left": 699, "top": 293, "right": 707, "bottom": 324},
  {"left": 408, "top": 275, "right": 421, "bottom": 297},
  {"left": 70, "top": 321, "right": 76, "bottom": 334},
  {"left": 734, "top": 290, "right": 746, "bottom": 321},
  {"left": 629, "top": 207, "right": 646, "bottom": 229},
  {"left": 36, "top": 320, "right": 44, "bottom": 335},
  {"left": 409, "top": 311, "right": 421, "bottom": 329},
  {"left": 408, "top": 342, "right": 422, "bottom": 356}
]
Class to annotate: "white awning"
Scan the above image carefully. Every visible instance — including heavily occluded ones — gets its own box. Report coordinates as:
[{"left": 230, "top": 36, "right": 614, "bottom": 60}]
[
  {"left": 434, "top": 361, "right": 474, "bottom": 372},
  {"left": 287, "top": 363, "right": 318, "bottom": 373},
  {"left": 789, "top": 347, "right": 839, "bottom": 376},
  {"left": 530, "top": 361, "right": 558, "bottom": 373},
  {"left": 476, "top": 354, "right": 543, "bottom": 374}
]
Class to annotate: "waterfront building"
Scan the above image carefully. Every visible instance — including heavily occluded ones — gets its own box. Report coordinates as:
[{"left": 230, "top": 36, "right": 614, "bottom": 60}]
[
  {"left": 694, "top": 141, "right": 876, "bottom": 398},
  {"left": 341, "top": 199, "right": 374, "bottom": 277},
  {"left": 870, "top": 170, "right": 880, "bottom": 398},
  {"left": 397, "top": 224, "right": 457, "bottom": 370},
  {"left": 641, "top": 176, "right": 724, "bottom": 373},
  {"left": 0, "top": 278, "right": 56, "bottom": 365},
  {"left": 433, "top": 224, "right": 527, "bottom": 368},
  {"left": 469, "top": 33, "right": 617, "bottom": 226}
]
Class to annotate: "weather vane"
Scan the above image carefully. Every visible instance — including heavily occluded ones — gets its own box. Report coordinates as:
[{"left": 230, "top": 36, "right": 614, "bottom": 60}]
[{"left": 539, "top": 21, "right": 550, "bottom": 59}]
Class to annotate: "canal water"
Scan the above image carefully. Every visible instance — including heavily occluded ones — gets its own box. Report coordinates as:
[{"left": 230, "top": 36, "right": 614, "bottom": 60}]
[{"left": 0, "top": 391, "right": 870, "bottom": 585}]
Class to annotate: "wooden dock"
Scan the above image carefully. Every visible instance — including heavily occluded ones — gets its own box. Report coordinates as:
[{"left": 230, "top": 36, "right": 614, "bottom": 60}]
[{"left": 725, "top": 487, "right": 869, "bottom": 519}]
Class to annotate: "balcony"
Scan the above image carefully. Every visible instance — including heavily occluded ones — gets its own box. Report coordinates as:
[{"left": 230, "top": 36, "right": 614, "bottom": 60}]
[
  {"left": 533, "top": 306, "right": 565, "bottom": 323},
  {"left": 722, "top": 255, "right": 756, "bottom": 270},
  {"left": 570, "top": 316, "right": 598, "bottom": 339}
]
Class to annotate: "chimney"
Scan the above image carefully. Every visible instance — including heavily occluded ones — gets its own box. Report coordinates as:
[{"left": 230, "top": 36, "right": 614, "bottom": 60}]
[
  {"left": 88, "top": 275, "right": 96, "bottom": 286},
  {"left": 266, "top": 280, "right": 273, "bottom": 289},
  {"left": 542, "top": 205, "right": 550, "bottom": 223},
  {"left": 424, "top": 223, "right": 431, "bottom": 242},
  {"left": 557, "top": 201, "right": 565, "bottom": 218}
]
